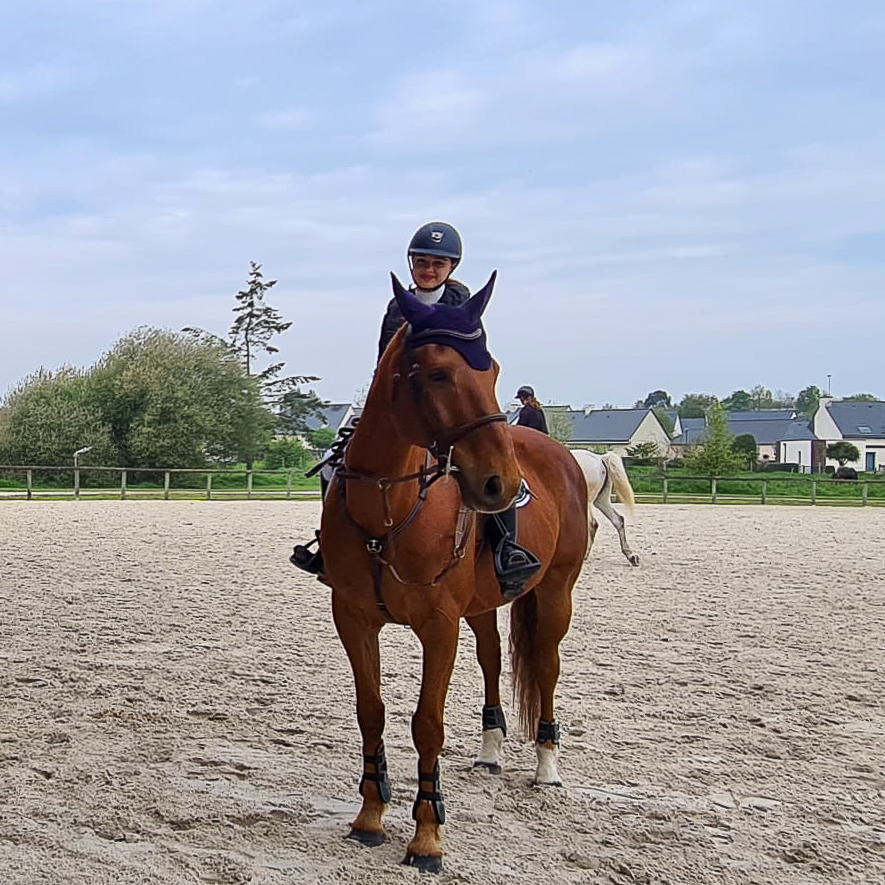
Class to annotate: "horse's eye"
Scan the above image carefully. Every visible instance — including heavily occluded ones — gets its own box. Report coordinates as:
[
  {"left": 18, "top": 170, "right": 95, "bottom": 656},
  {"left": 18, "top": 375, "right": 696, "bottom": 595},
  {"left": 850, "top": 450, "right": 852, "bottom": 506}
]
[{"left": 428, "top": 369, "right": 449, "bottom": 383}]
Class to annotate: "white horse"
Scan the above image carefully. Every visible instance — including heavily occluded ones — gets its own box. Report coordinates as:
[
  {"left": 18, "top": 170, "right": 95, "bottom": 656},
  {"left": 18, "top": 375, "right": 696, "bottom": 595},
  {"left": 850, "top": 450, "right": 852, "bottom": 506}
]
[{"left": 570, "top": 449, "right": 640, "bottom": 566}]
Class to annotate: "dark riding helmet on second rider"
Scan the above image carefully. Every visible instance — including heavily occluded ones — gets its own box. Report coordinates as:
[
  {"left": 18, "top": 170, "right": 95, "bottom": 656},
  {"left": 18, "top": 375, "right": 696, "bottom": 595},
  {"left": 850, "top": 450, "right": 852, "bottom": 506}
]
[{"left": 377, "top": 222, "right": 471, "bottom": 363}]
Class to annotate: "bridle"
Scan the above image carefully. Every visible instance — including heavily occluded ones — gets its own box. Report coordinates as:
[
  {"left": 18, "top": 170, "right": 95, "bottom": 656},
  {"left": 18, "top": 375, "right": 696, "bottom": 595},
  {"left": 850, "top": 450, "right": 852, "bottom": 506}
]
[{"left": 334, "top": 333, "right": 506, "bottom": 619}]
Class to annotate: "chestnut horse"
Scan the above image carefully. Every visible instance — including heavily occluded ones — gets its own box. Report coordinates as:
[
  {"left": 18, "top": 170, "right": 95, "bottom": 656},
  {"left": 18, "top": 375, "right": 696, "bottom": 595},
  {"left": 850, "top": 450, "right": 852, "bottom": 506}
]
[{"left": 320, "top": 272, "right": 588, "bottom": 872}]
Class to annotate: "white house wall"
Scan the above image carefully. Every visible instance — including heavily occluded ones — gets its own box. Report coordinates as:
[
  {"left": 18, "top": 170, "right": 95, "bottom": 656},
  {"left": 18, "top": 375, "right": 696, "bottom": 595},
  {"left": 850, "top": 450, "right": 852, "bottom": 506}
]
[
  {"left": 812, "top": 402, "right": 842, "bottom": 440},
  {"left": 632, "top": 412, "right": 673, "bottom": 456},
  {"left": 823, "top": 440, "right": 885, "bottom": 472},
  {"left": 780, "top": 440, "right": 813, "bottom": 471}
]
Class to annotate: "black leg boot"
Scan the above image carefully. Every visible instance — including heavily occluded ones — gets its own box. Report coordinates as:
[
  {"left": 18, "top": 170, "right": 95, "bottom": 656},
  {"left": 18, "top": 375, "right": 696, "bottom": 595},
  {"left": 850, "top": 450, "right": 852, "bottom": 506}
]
[{"left": 491, "top": 506, "right": 541, "bottom": 600}]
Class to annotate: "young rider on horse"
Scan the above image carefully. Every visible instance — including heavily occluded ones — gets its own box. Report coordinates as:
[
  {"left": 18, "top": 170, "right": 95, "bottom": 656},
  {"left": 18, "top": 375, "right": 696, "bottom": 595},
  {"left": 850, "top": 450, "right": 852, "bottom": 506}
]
[
  {"left": 515, "top": 385, "right": 549, "bottom": 434},
  {"left": 290, "top": 221, "right": 541, "bottom": 598}
]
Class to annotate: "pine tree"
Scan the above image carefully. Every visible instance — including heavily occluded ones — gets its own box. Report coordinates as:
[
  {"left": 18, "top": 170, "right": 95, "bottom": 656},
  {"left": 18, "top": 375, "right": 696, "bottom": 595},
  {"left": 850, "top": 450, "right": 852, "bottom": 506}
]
[{"left": 184, "top": 261, "right": 319, "bottom": 466}]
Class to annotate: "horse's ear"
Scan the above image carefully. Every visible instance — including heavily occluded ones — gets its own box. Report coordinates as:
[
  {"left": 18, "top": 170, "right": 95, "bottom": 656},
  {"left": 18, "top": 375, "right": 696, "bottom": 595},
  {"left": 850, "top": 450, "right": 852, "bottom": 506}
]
[
  {"left": 391, "top": 272, "right": 434, "bottom": 325},
  {"left": 464, "top": 271, "right": 497, "bottom": 325}
]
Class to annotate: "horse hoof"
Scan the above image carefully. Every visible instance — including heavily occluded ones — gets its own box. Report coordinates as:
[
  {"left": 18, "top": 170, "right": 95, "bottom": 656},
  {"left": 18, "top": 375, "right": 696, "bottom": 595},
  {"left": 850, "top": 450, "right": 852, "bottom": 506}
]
[
  {"left": 533, "top": 778, "right": 563, "bottom": 788},
  {"left": 403, "top": 853, "right": 443, "bottom": 873},
  {"left": 629, "top": 555, "right": 640, "bottom": 567},
  {"left": 472, "top": 760, "right": 502, "bottom": 775},
  {"left": 347, "top": 828, "right": 386, "bottom": 847}
]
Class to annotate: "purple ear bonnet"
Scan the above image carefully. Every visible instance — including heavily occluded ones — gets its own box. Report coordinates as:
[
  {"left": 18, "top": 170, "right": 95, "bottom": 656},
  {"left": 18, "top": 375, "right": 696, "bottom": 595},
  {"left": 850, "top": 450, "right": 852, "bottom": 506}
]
[{"left": 390, "top": 271, "right": 497, "bottom": 371}]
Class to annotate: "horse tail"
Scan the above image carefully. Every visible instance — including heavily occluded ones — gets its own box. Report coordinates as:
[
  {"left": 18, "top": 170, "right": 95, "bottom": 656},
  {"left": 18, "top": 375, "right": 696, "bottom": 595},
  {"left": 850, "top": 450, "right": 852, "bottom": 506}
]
[
  {"left": 603, "top": 452, "right": 635, "bottom": 514},
  {"left": 509, "top": 589, "right": 540, "bottom": 739}
]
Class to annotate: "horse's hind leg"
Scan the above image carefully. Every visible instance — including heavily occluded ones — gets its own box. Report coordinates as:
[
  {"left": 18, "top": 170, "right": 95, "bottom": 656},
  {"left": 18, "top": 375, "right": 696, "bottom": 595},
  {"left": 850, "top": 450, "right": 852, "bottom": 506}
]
[
  {"left": 586, "top": 507, "right": 600, "bottom": 560},
  {"left": 331, "top": 593, "right": 389, "bottom": 846},
  {"left": 533, "top": 577, "right": 575, "bottom": 786},
  {"left": 595, "top": 493, "right": 639, "bottom": 566},
  {"left": 467, "top": 611, "right": 506, "bottom": 775}
]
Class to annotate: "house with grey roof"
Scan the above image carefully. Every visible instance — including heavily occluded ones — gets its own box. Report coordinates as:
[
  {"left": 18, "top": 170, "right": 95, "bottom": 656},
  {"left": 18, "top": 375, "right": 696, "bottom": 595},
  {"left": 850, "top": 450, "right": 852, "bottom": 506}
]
[
  {"left": 507, "top": 405, "right": 671, "bottom": 456},
  {"left": 567, "top": 408, "right": 672, "bottom": 456},
  {"left": 672, "top": 413, "right": 818, "bottom": 471},
  {"left": 671, "top": 417, "right": 706, "bottom": 450},
  {"left": 729, "top": 409, "right": 797, "bottom": 422},
  {"left": 303, "top": 403, "right": 358, "bottom": 435},
  {"left": 812, "top": 398, "right": 885, "bottom": 473}
]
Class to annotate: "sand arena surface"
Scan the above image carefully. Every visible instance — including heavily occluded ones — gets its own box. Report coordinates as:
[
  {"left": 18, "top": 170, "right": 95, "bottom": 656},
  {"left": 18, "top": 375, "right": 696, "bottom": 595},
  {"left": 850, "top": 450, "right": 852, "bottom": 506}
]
[{"left": 0, "top": 501, "right": 883, "bottom": 884}]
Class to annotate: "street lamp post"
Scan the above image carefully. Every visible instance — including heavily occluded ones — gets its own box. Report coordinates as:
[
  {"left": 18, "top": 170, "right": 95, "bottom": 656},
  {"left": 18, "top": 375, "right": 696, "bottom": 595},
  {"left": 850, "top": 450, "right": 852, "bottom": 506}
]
[
  {"left": 826, "top": 374, "right": 832, "bottom": 396},
  {"left": 73, "top": 446, "right": 93, "bottom": 501}
]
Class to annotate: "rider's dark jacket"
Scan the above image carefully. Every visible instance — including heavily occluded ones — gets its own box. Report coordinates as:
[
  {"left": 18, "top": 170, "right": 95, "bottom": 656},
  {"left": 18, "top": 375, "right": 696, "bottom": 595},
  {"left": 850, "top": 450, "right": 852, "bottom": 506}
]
[
  {"left": 516, "top": 404, "right": 549, "bottom": 434},
  {"left": 377, "top": 280, "right": 471, "bottom": 363}
]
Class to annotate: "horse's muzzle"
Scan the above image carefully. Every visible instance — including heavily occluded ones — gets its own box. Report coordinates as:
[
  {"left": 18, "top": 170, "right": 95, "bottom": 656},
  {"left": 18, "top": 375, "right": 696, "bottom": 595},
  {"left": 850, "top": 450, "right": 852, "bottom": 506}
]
[{"left": 457, "top": 472, "right": 517, "bottom": 514}]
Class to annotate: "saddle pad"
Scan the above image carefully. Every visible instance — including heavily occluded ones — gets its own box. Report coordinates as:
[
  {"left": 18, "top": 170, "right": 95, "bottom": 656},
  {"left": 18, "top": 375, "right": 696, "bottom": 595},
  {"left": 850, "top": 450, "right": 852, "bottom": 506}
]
[{"left": 514, "top": 478, "right": 532, "bottom": 509}]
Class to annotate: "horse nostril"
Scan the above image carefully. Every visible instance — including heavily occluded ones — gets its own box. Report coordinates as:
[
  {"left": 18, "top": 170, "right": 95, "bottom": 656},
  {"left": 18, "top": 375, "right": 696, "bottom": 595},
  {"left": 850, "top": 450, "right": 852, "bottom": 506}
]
[{"left": 483, "top": 475, "right": 503, "bottom": 499}]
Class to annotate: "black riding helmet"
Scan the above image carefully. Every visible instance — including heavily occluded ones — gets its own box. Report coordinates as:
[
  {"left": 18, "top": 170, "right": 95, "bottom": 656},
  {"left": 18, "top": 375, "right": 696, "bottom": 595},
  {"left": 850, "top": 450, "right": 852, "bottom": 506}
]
[
  {"left": 516, "top": 385, "right": 535, "bottom": 399},
  {"left": 408, "top": 221, "right": 462, "bottom": 268}
]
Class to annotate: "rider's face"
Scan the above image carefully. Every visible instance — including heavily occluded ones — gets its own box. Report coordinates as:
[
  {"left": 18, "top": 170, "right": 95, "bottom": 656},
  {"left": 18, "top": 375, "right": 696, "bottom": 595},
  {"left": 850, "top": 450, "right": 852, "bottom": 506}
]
[{"left": 410, "top": 254, "right": 454, "bottom": 290}]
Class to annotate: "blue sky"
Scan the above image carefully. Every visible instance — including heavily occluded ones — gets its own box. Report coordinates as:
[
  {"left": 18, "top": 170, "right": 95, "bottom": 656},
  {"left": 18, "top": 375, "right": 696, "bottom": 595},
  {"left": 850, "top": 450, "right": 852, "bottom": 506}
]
[{"left": 2, "top": 0, "right": 883, "bottom": 409}]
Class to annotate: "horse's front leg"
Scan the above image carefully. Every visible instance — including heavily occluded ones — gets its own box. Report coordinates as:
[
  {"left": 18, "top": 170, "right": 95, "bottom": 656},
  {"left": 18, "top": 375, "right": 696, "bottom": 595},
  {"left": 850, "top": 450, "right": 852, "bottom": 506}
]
[
  {"left": 466, "top": 611, "right": 506, "bottom": 775},
  {"left": 332, "top": 592, "right": 390, "bottom": 846},
  {"left": 404, "top": 616, "right": 459, "bottom": 873}
]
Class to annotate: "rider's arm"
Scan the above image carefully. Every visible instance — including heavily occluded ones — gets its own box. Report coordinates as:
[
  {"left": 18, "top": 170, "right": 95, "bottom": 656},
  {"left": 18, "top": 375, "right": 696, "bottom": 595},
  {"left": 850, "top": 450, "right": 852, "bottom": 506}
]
[{"left": 377, "top": 299, "right": 403, "bottom": 364}]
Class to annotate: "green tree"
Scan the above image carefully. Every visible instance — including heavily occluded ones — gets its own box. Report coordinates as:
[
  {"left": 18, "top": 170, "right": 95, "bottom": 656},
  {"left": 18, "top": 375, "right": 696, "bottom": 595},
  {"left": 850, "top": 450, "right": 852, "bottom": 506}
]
[
  {"left": 826, "top": 441, "right": 860, "bottom": 466},
  {"left": 772, "top": 389, "right": 795, "bottom": 409},
  {"left": 642, "top": 389, "right": 671, "bottom": 408},
  {"left": 309, "top": 426, "right": 337, "bottom": 451},
  {"left": 92, "top": 328, "right": 272, "bottom": 468},
  {"left": 278, "top": 388, "right": 328, "bottom": 436},
  {"left": 0, "top": 367, "right": 117, "bottom": 468},
  {"left": 722, "top": 389, "right": 752, "bottom": 411},
  {"left": 263, "top": 437, "right": 311, "bottom": 470},
  {"left": 731, "top": 433, "right": 758, "bottom": 469},
  {"left": 843, "top": 393, "right": 879, "bottom": 402},
  {"left": 684, "top": 404, "right": 745, "bottom": 476},
  {"left": 796, "top": 385, "right": 822, "bottom": 417},
  {"left": 547, "top": 410, "right": 572, "bottom": 445},
  {"left": 677, "top": 393, "right": 718, "bottom": 418},
  {"left": 626, "top": 441, "right": 664, "bottom": 465},
  {"left": 749, "top": 384, "right": 775, "bottom": 410}
]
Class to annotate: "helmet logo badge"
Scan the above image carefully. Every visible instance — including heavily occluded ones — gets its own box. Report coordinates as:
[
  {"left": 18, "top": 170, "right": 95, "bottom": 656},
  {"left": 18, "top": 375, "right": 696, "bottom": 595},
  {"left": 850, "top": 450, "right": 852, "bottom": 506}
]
[{"left": 430, "top": 230, "right": 443, "bottom": 243}]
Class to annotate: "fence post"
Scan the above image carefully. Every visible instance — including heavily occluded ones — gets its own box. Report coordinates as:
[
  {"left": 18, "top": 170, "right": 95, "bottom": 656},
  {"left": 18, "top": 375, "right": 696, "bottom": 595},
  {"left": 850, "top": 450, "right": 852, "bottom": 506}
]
[
  {"left": 206, "top": 473, "right": 212, "bottom": 500},
  {"left": 164, "top": 471, "right": 170, "bottom": 500},
  {"left": 811, "top": 480, "right": 817, "bottom": 505},
  {"left": 247, "top": 470, "right": 253, "bottom": 500},
  {"left": 862, "top": 482, "right": 869, "bottom": 506},
  {"left": 74, "top": 467, "right": 80, "bottom": 501},
  {"left": 711, "top": 477, "right": 717, "bottom": 504},
  {"left": 26, "top": 469, "right": 33, "bottom": 501},
  {"left": 286, "top": 470, "right": 293, "bottom": 500},
  {"left": 761, "top": 480, "right": 767, "bottom": 505},
  {"left": 121, "top": 469, "right": 127, "bottom": 500},
  {"left": 662, "top": 476, "right": 668, "bottom": 504}
]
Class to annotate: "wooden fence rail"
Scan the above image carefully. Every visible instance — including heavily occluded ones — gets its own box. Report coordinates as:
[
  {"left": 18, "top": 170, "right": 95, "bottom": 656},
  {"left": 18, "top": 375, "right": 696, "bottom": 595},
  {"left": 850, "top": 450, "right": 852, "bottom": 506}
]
[
  {"left": 1, "top": 465, "right": 883, "bottom": 506},
  {"left": 0, "top": 465, "right": 319, "bottom": 501},
  {"left": 646, "top": 473, "right": 884, "bottom": 507}
]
